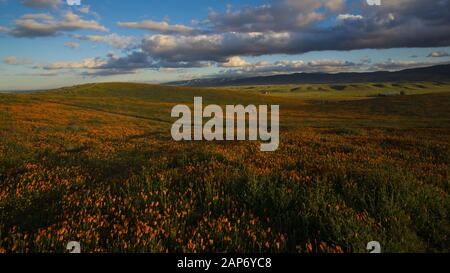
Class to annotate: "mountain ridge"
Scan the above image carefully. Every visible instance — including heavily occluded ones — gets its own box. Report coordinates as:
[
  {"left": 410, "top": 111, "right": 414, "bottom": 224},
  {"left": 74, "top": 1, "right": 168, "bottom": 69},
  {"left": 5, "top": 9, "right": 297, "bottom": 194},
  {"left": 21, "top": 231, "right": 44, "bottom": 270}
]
[{"left": 168, "top": 64, "right": 450, "bottom": 87}]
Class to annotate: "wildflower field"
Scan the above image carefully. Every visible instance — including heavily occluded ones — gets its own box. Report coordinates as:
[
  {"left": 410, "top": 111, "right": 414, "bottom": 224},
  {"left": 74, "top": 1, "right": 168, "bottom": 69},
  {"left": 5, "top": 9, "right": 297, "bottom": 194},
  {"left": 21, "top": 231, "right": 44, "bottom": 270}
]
[{"left": 0, "top": 82, "right": 449, "bottom": 253}]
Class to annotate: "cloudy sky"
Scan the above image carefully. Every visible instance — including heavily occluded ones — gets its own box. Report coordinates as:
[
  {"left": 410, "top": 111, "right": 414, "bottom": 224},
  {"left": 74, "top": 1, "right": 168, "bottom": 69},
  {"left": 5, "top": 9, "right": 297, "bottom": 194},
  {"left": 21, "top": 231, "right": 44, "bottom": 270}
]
[{"left": 1, "top": 0, "right": 450, "bottom": 90}]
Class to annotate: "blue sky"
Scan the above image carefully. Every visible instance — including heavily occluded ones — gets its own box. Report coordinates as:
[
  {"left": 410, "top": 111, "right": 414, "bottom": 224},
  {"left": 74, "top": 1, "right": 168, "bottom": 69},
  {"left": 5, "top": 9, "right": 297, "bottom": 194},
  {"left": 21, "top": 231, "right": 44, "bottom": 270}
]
[{"left": 0, "top": 0, "right": 449, "bottom": 90}]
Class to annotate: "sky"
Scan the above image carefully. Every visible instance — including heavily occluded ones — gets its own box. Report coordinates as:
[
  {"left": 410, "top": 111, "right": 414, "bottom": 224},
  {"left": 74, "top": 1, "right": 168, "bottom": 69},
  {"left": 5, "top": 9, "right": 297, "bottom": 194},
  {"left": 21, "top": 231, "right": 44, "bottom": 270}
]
[{"left": 0, "top": 0, "right": 450, "bottom": 90}]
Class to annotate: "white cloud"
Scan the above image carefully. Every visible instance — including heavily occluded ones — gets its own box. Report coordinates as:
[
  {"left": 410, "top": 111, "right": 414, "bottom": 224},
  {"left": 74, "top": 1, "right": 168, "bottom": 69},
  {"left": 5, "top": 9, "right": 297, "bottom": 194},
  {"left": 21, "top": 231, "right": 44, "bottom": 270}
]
[
  {"left": 427, "top": 51, "right": 450, "bottom": 58},
  {"left": 78, "top": 5, "right": 100, "bottom": 19},
  {"left": 337, "top": 14, "right": 364, "bottom": 21},
  {"left": 3, "top": 56, "right": 33, "bottom": 65},
  {"left": 141, "top": 32, "right": 291, "bottom": 63},
  {"left": 218, "top": 57, "right": 449, "bottom": 77},
  {"left": 221, "top": 56, "right": 249, "bottom": 67},
  {"left": 21, "top": 13, "right": 54, "bottom": 20},
  {"left": 118, "top": 20, "right": 196, "bottom": 33},
  {"left": 296, "top": 12, "right": 325, "bottom": 27},
  {"left": 64, "top": 42, "right": 80, "bottom": 49},
  {"left": 285, "top": 0, "right": 344, "bottom": 12},
  {"left": 222, "top": 59, "right": 357, "bottom": 76},
  {"left": 79, "top": 5, "right": 90, "bottom": 14},
  {"left": 7, "top": 12, "right": 108, "bottom": 38},
  {"left": 43, "top": 57, "right": 107, "bottom": 70}
]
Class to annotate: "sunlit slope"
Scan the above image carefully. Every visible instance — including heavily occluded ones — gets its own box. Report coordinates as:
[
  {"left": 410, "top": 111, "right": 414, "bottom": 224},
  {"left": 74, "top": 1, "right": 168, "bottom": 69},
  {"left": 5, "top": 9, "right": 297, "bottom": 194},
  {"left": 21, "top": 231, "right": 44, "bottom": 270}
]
[
  {"left": 2, "top": 82, "right": 450, "bottom": 129},
  {"left": 224, "top": 82, "right": 450, "bottom": 100},
  {"left": 15, "top": 82, "right": 295, "bottom": 126}
]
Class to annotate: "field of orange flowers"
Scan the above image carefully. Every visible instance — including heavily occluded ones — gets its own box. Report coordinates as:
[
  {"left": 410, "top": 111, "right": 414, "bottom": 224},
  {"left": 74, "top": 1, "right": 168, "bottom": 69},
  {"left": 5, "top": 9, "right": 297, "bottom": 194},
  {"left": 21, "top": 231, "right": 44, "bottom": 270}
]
[{"left": 0, "top": 83, "right": 449, "bottom": 253}]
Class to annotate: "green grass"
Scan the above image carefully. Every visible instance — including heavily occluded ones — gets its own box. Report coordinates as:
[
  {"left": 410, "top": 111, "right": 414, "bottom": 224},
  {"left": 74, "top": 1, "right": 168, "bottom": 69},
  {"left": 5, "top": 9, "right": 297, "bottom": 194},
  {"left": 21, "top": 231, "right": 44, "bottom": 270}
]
[{"left": 223, "top": 82, "right": 450, "bottom": 100}]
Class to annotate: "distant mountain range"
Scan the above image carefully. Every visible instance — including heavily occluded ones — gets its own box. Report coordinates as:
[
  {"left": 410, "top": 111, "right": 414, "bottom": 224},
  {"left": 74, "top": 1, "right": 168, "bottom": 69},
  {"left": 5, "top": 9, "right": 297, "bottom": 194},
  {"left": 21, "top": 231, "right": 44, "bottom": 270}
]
[{"left": 168, "top": 64, "right": 450, "bottom": 87}]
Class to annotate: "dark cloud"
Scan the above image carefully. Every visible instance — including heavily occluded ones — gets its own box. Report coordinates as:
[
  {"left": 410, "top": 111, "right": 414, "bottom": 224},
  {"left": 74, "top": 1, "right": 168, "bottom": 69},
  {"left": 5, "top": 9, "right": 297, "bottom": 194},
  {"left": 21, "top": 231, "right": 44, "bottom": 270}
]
[
  {"left": 20, "top": 0, "right": 61, "bottom": 9},
  {"left": 98, "top": 52, "right": 153, "bottom": 71},
  {"left": 42, "top": 51, "right": 211, "bottom": 77},
  {"left": 205, "top": 0, "right": 344, "bottom": 33},
  {"left": 71, "top": 34, "right": 136, "bottom": 49},
  {"left": 93, "top": 52, "right": 210, "bottom": 76},
  {"left": 140, "top": 32, "right": 292, "bottom": 63},
  {"left": 13, "top": 0, "right": 450, "bottom": 77},
  {"left": 127, "top": 0, "right": 450, "bottom": 66}
]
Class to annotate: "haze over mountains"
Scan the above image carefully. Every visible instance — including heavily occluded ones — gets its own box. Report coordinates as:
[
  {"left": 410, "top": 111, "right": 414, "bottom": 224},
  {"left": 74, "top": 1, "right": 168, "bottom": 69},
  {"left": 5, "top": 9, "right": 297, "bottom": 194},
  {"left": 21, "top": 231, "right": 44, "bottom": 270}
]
[{"left": 169, "top": 64, "right": 450, "bottom": 87}]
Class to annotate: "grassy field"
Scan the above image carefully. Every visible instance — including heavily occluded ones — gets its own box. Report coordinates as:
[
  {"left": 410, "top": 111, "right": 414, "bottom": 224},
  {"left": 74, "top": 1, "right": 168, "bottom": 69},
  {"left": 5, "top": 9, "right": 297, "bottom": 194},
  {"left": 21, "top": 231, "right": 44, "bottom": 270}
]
[
  {"left": 223, "top": 82, "right": 450, "bottom": 100},
  {"left": 0, "top": 82, "right": 449, "bottom": 253}
]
